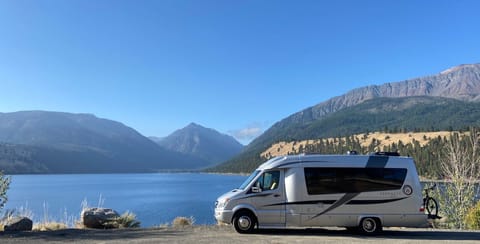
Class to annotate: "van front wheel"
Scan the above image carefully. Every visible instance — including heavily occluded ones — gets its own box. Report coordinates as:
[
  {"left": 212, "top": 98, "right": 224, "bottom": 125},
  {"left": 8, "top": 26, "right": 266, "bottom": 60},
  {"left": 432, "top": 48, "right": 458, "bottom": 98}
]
[
  {"left": 359, "top": 217, "right": 382, "bottom": 234},
  {"left": 233, "top": 211, "right": 256, "bottom": 234}
]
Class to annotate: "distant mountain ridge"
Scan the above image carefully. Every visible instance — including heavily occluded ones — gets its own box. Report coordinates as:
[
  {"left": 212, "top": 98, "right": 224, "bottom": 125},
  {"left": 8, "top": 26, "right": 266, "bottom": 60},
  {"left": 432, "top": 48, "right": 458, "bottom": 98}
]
[
  {"left": 284, "top": 63, "right": 480, "bottom": 126},
  {"left": 0, "top": 111, "right": 208, "bottom": 173},
  {"left": 0, "top": 111, "right": 157, "bottom": 153},
  {"left": 214, "top": 63, "right": 480, "bottom": 173},
  {"left": 270, "top": 96, "right": 480, "bottom": 141},
  {"left": 156, "top": 123, "right": 243, "bottom": 166}
]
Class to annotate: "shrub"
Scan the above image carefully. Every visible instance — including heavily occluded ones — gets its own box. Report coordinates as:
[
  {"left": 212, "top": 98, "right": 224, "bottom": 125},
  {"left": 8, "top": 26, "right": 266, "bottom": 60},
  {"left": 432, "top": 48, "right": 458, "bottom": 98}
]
[
  {"left": 98, "top": 211, "right": 141, "bottom": 229},
  {"left": 465, "top": 201, "right": 480, "bottom": 230},
  {"left": 172, "top": 216, "right": 194, "bottom": 227},
  {"left": 116, "top": 211, "right": 140, "bottom": 228},
  {"left": 0, "top": 171, "right": 11, "bottom": 212},
  {"left": 438, "top": 129, "right": 480, "bottom": 229}
]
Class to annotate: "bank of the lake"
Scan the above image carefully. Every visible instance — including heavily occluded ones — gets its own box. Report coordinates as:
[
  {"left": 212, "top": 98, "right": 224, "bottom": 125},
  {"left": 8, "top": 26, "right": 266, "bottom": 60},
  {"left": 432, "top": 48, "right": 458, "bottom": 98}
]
[
  {"left": 1, "top": 226, "right": 480, "bottom": 244},
  {"left": 5, "top": 173, "right": 246, "bottom": 227}
]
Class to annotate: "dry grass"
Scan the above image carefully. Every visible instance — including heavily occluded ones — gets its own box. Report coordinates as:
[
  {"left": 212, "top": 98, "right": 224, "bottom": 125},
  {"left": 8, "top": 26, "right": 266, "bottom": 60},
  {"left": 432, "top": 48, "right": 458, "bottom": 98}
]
[
  {"left": 262, "top": 131, "right": 468, "bottom": 158},
  {"left": 33, "top": 222, "right": 68, "bottom": 231},
  {"left": 172, "top": 216, "right": 195, "bottom": 227},
  {"left": 116, "top": 211, "right": 141, "bottom": 228},
  {"left": 1, "top": 199, "right": 140, "bottom": 232}
]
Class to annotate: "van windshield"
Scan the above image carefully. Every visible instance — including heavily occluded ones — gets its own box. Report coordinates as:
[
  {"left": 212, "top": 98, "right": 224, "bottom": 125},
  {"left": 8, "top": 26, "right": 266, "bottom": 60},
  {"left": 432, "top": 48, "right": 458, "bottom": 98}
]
[{"left": 238, "top": 170, "right": 260, "bottom": 190}]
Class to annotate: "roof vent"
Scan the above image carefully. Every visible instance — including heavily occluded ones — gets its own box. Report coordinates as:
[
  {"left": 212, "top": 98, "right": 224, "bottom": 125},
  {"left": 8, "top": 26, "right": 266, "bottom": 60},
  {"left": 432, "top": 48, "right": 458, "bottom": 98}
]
[{"left": 372, "top": 152, "right": 400, "bottom": 156}]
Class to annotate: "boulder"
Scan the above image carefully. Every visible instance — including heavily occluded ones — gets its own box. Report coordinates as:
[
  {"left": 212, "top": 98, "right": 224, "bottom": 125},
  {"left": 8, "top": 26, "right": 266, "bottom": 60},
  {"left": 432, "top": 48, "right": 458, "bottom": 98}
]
[
  {"left": 3, "top": 216, "right": 33, "bottom": 231},
  {"left": 81, "top": 207, "right": 120, "bottom": 229}
]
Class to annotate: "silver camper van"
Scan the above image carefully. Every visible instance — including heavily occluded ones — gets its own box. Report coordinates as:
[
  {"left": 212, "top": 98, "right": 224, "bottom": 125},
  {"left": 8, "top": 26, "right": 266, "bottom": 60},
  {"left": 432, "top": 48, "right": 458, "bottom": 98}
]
[{"left": 214, "top": 153, "right": 429, "bottom": 234}]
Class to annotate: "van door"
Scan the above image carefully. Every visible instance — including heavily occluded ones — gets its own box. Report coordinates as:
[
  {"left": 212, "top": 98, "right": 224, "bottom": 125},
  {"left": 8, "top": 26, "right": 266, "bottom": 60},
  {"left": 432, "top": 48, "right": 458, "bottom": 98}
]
[{"left": 249, "top": 170, "right": 286, "bottom": 227}]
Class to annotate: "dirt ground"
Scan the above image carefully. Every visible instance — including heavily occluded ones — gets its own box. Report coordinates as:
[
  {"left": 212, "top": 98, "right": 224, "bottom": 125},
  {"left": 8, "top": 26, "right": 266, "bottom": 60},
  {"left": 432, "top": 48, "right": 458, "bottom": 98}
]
[{"left": 1, "top": 225, "right": 480, "bottom": 244}]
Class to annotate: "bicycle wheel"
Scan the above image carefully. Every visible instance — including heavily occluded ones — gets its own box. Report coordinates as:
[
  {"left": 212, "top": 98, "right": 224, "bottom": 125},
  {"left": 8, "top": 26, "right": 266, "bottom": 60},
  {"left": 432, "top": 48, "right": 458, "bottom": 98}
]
[{"left": 425, "top": 197, "right": 438, "bottom": 216}]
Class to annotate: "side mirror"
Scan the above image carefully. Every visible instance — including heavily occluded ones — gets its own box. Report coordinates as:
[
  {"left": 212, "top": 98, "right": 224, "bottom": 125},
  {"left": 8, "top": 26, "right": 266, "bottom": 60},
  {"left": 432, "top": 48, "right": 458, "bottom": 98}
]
[{"left": 251, "top": 186, "right": 262, "bottom": 193}]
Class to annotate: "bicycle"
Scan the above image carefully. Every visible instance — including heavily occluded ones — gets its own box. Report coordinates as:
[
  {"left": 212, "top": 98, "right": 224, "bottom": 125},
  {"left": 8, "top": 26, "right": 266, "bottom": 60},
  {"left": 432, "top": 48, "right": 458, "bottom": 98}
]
[{"left": 423, "top": 183, "right": 440, "bottom": 219}]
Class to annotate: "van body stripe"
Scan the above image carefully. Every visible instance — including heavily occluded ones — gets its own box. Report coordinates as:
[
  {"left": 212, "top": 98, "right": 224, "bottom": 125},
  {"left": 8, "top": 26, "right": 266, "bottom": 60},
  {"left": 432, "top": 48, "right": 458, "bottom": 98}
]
[
  {"left": 310, "top": 193, "right": 359, "bottom": 219},
  {"left": 346, "top": 197, "right": 408, "bottom": 205}
]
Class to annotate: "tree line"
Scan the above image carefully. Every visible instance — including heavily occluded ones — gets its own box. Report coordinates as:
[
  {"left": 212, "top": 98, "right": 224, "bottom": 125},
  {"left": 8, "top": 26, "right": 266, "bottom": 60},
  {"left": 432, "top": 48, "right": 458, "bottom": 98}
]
[{"left": 228, "top": 128, "right": 480, "bottom": 180}]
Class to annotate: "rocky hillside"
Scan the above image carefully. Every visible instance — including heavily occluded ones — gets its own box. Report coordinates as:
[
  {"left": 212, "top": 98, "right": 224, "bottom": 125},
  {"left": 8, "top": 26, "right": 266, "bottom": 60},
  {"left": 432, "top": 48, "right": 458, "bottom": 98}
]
[
  {"left": 280, "top": 63, "right": 480, "bottom": 127},
  {"left": 156, "top": 123, "right": 243, "bottom": 166}
]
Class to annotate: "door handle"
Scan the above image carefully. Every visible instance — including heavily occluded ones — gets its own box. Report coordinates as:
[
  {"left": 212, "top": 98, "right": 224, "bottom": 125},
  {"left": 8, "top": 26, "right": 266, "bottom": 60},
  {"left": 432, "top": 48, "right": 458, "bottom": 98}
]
[{"left": 273, "top": 194, "right": 281, "bottom": 197}]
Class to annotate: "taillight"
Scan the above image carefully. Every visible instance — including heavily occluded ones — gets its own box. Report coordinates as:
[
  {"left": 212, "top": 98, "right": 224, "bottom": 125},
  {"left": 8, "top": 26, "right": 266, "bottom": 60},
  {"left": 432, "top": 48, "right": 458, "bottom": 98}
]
[{"left": 420, "top": 206, "right": 425, "bottom": 212}]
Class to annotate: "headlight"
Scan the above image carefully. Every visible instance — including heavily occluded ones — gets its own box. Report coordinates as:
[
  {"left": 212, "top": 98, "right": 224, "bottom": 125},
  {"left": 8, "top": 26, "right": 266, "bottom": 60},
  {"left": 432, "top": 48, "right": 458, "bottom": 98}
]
[{"left": 216, "top": 198, "right": 230, "bottom": 208}]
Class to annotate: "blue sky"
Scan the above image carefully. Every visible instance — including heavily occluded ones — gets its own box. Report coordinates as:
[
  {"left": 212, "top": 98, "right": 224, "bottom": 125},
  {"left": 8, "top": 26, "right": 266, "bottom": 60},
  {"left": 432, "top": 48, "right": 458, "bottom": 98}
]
[{"left": 0, "top": 0, "right": 479, "bottom": 144}]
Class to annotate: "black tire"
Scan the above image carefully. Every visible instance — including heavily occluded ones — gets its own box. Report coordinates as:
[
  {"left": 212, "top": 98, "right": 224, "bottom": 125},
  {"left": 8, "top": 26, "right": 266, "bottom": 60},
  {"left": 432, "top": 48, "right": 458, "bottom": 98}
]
[
  {"left": 358, "top": 217, "right": 382, "bottom": 234},
  {"left": 425, "top": 197, "right": 438, "bottom": 217},
  {"left": 233, "top": 210, "right": 257, "bottom": 234}
]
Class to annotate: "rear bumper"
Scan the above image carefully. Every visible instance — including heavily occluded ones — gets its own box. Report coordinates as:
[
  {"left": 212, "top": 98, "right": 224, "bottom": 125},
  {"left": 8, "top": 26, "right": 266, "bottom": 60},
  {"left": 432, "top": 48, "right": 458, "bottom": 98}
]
[{"left": 382, "top": 214, "right": 429, "bottom": 228}]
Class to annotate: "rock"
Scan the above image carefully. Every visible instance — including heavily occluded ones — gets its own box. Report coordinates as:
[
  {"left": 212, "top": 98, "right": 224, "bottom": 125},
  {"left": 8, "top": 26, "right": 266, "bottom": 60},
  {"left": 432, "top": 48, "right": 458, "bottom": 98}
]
[
  {"left": 81, "top": 207, "right": 120, "bottom": 229},
  {"left": 3, "top": 216, "right": 33, "bottom": 231}
]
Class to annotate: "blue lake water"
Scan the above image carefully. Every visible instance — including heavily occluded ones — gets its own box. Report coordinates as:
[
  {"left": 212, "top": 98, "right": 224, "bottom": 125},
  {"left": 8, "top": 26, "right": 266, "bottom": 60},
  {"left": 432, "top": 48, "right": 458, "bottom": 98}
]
[{"left": 4, "top": 173, "right": 246, "bottom": 227}]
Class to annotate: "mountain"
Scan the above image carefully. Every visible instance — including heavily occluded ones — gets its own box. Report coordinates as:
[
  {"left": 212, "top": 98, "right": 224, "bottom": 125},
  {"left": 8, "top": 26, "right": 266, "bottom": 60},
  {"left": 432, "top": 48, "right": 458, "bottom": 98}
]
[
  {"left": 213, "top": 63, "right": 480, "bottom": 173},
  {"left": 0, "top": 111, "right": 208, "bottom": 174},
  {"left": 262, "top": 96, "right": 480, "bottom": 141},
  {"left": 156, "top": 123, "right": 243, "bottom": 166},
  {"left": 273, "top": 63, "right": 480, "bottom": 130}
]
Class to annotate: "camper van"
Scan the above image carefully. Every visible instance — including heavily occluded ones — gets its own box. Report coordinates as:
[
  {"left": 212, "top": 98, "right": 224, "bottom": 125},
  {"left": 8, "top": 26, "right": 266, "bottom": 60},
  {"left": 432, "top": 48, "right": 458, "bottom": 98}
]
[{"left": 214, "top": 153, "right": 429, "bottom": 234}]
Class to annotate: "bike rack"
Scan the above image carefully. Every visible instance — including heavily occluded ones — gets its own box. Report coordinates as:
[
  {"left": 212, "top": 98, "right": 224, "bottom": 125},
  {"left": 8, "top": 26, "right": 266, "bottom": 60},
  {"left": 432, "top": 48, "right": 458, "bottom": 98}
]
[{"left": 427, "top": 213, "right": 442, "bottom": 220}]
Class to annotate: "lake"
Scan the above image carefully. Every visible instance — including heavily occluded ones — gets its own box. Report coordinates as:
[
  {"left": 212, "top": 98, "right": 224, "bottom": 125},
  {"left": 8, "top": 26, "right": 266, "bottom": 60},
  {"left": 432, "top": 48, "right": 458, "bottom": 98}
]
[{"left": 4, "top": 173, "right": 246, "bottom": 227}]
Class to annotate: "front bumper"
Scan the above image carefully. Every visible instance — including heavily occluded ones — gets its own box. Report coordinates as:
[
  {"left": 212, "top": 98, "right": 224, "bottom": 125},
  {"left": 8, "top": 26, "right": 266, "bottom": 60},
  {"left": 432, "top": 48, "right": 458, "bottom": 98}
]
[{"left": 214, "top": 208, "right": 234, "bottom": 224}]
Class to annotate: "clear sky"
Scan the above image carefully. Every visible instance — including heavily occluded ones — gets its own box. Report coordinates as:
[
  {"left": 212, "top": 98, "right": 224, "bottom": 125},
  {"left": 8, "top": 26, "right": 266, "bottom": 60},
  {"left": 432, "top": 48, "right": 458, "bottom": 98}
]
[{"left": 1, "top": 0, "right": 479, "bottom": 144}]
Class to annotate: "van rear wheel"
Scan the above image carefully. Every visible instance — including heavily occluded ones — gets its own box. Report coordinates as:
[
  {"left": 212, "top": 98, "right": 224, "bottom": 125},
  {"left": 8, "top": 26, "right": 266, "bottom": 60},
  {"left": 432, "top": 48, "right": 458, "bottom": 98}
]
[
  {"left": 233, "top": 211, "right": 256, "bottom": 234},
  {"left": 359, "top": 217, "right": 382, "bottom": 234}
]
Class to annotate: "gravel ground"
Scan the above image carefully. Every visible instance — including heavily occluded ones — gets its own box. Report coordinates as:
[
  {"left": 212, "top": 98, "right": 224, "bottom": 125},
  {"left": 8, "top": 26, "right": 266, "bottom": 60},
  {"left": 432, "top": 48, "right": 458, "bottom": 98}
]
[{"left": 1, "top": 225, "right": 480, "bottom": 244}]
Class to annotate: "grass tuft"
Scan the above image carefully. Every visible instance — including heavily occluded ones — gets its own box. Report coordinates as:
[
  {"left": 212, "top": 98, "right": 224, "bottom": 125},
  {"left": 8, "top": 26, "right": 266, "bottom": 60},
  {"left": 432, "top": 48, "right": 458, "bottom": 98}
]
[
  {"left": 97, "top": 211, "right": 141, "bottom": 229},
  {"left": 33, "top": 222, "right": 68, "bottom": 231},
  {"left": 172, "top": 216, "right": 195, "bottom": 227},
  {"left": 116, "top": 211, "right": 141, "bottom": 228}
]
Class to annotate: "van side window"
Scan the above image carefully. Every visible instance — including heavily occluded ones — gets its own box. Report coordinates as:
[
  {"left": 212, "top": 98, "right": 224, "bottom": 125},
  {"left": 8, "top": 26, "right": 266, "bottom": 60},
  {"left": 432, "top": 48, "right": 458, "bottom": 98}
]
[
  {"left": 255, "top": 171, "right": 280, "bottom": 191},
  {"left": 304, "top": 167, "right": 407, "bottom": 195}
]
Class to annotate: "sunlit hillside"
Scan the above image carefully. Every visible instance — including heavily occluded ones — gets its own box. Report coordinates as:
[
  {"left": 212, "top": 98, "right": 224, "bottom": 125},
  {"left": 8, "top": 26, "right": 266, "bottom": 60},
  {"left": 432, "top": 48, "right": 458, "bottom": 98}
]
[{"left": 261, "top": 131, "right": 467, "bottom": 159}]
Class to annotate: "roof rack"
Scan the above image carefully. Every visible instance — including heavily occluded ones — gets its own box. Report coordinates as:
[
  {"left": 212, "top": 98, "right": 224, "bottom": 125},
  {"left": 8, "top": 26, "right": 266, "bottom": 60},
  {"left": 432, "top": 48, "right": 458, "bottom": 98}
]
[
  {"left": 346, "top": 150, "right": 358, "bottom": 155},
  {"left": 371, "top": 152, "right": 400, "bottom": 157}
]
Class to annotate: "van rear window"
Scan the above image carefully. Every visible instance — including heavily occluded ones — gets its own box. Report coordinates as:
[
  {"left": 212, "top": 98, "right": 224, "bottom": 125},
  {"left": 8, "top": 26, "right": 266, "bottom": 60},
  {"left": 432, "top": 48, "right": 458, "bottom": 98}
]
[{"left": 304, "top": 167, "right": 407, "bottom": 195}]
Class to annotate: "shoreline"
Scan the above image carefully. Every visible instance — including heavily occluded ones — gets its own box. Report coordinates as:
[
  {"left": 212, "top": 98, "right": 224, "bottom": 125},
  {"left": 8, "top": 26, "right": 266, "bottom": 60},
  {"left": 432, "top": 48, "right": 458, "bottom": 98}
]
[
  {"left": 10, "top": 172, "right": 478, "bottom": 182},
  {"left": 6, "top": 171, "right": 250, "bottom": 177},
  {"left": 1, "top": 225, "right": 480, "bottom": 244}
]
